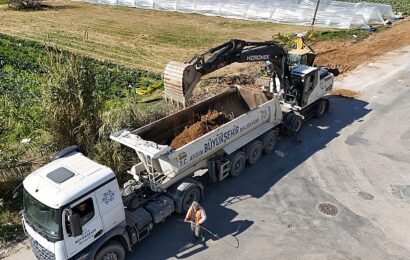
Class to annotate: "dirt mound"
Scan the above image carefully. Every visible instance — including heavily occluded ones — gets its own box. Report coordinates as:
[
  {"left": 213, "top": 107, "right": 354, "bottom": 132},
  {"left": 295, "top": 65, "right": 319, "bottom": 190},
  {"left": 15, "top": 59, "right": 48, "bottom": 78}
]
[
  {"left": 332, "top": 88, "right": 360, "bottom": 99},
  {"left": 170, "top": 110, "right": 230, "bottom": 149},
  {"left": 314, "top": 17, "right": 410, "bottom": 74},
  {"left": 218, "top": 74, "right": 256, "bottom": 86}
]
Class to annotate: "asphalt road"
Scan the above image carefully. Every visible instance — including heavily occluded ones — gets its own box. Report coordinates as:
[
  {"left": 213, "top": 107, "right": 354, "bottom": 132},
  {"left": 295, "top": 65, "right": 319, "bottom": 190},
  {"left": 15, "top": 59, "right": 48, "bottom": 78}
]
[{"left": 7, "top": 46, "right": 410, "bottom": 260}]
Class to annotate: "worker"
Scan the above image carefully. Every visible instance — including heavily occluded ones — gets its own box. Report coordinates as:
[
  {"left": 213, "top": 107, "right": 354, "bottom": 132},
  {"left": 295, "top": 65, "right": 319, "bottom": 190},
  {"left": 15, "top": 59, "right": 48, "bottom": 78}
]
[
  {"left": 74, "top": 201, "right": 94, "bottom": 225},
  {"left": 184, "top": 201, "right": 207, "bottom": 242}
]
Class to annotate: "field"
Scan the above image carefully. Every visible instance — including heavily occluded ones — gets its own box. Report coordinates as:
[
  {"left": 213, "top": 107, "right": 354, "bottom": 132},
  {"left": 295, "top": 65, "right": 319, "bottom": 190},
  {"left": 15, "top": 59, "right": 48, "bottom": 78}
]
[{"left": 0, "top": 0, "right": 308, "bottom": 73}]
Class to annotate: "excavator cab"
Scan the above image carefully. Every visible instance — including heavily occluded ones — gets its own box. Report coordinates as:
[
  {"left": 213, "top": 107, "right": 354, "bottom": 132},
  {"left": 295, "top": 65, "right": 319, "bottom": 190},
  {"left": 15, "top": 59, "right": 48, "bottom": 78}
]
[{"left": 286, "top": 65, "right": 332, "bottom": 108}]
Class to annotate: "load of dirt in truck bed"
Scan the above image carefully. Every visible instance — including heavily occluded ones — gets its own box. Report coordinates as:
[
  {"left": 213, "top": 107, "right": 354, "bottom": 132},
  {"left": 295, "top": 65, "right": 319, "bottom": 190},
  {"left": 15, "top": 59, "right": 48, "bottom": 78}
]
[{"left": 170, "top": 110, "right": 231, "bottom": 149}]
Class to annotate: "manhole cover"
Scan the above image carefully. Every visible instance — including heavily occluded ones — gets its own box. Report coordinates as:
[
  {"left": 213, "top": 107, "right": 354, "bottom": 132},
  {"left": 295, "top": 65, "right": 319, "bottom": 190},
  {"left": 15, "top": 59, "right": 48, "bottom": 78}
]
[{"left": 318, "top": 202, "right": 338, "bottom": 216}]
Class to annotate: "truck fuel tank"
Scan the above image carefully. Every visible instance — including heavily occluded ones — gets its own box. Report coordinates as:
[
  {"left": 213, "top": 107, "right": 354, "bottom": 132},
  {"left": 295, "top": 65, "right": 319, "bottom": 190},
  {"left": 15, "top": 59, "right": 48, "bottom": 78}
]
[{"left": 144, "top": 195, "right": 175, "bottom": 224}]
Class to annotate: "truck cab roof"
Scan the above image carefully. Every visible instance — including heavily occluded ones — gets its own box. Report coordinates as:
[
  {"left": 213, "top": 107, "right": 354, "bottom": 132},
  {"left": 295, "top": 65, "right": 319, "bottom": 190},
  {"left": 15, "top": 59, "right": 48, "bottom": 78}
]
[{"left": 23, "top": 152, "right": 115, "bottom": 209}]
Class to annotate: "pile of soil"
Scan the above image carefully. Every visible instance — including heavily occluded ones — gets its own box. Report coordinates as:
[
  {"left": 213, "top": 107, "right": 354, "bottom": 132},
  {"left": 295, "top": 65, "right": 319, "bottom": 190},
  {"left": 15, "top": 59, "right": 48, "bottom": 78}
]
[
  {"left": 170, "top": 110, "right": 230, "bottom": 149},
  {"left": 314, "top": 17, "right": 410, "bottom": 74},
  {"left": 217, "top": 74, "right": 256, "bottom": 86},
  {"left": 331, "top": 88, "right": 360, "bottom": 99}
]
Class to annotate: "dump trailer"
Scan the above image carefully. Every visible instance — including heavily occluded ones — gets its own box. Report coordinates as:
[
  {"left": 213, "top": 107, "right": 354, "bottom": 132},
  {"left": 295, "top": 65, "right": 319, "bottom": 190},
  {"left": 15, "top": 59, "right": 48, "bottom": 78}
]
[{"left": 21, "top": 86, "right": 285, "bottom": 260}]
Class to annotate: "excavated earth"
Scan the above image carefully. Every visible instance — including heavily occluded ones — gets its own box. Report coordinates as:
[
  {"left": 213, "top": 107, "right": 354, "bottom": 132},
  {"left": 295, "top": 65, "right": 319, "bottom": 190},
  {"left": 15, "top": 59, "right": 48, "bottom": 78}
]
[
  {"left": 314, "top": 17, "right": 410, "bottom": 74},
  {"left": 170, "top": 110, "right": 230, "bottom": 149}
]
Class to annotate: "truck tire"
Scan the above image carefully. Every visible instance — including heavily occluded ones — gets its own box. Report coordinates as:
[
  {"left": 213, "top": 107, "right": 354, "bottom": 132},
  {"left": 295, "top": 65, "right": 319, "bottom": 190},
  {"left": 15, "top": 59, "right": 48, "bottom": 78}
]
[
  {"left": 181, "top": 187, "right": 201, "bottom": 213},
  {"left": 261, "top": 130, "right": 277, "bottom": 154},
  {"left": 95, "top": 241, "right": 125, "bottom": 260},
  {"left": 314, "top": 99, "right": 326, "bottom": 118},
  {"left": 246, "top": 140, "right": 263, "bottom": 165},
  {"left": 229, "top": 151, "right": 246, "bottom": 177}
]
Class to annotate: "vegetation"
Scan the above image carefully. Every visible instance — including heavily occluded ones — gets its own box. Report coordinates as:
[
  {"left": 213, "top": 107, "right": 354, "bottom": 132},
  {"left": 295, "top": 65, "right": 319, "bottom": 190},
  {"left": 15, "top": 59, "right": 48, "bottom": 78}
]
[
  {"left": 273, "top": 28, "right": 372, "bottom": 50},
  {"left": 0, "top": 34, "right": 168, "bottom": 245},
  {"left": 0, "top": 0, "right": 8, "bottom": 5},
  {"left": 8, "top": 0, "right": 44, "bottom": 10},
  {"left": 0, "top": 0, "right": 299, "bottom": 73}
]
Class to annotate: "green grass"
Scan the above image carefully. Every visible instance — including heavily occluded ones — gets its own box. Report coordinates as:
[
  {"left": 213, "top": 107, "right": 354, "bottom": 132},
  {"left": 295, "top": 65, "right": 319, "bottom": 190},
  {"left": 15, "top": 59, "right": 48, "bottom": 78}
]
[
  {"left": 274, "top": 28, "right": 372, "bottom": 49},
  {"left": 344, "top": 0, "right": 410, "bottom": 14},
  {"left": 0, "top": 0, "right": 8, "bottom": 5},
  {"left": 0, "top": 34, "right": 169, "bottom": 245},
  {"left": 312, "top": 29, "right": 372, "bottom": 41}
]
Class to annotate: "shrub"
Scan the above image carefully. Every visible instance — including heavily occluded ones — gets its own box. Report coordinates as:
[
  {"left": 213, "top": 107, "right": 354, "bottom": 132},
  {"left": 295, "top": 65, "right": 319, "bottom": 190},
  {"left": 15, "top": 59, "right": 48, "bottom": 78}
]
[
  {"left": 8, "top": 0, "right": 44, "bottom": 10},
  {"left": 45, "top": 53, "right": 103, "bottom": 153}
]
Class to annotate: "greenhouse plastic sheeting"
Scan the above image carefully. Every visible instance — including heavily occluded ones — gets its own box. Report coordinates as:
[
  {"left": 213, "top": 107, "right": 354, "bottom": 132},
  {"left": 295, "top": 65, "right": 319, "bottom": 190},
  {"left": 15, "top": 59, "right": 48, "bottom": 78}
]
[{"left": 84, "top": 0, "right": 394, "bottom": 29}]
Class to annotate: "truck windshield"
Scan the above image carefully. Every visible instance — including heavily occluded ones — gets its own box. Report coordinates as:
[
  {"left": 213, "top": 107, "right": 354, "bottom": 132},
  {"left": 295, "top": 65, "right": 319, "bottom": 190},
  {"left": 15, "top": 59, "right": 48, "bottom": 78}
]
[{"left": 23, "top": 189, "right": 60, "bottom": 238}]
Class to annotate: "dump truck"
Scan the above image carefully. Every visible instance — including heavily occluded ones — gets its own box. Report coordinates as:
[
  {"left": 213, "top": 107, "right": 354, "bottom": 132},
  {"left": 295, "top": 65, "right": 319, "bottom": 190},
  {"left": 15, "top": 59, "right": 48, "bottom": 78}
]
[
  {"left": 21, "top": 86, "right": 282, "bottom": 260},
  {"left": 21, "top": 40, "right": 334, "bottom": 260}
]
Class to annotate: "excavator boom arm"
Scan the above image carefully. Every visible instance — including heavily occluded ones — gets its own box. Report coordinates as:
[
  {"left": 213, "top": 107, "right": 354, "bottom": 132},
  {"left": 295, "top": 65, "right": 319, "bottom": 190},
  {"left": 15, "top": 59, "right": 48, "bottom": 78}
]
[{"left": 163, "top": 39, "right": 290, "bottom": 107}]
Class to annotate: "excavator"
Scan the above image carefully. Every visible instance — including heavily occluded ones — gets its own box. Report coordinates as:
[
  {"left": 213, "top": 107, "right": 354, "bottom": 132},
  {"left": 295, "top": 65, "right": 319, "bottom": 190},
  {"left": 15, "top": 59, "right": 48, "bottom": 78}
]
[{"left": 163, "top": 39, "right": 333, "bottom": 132}]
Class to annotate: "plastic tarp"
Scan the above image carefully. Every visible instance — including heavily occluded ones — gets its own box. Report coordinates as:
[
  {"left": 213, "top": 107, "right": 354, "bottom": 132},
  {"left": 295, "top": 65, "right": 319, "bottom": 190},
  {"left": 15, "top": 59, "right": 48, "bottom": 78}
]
[{"left": 84, "top": 0, "right": 394, "bottom": 29}]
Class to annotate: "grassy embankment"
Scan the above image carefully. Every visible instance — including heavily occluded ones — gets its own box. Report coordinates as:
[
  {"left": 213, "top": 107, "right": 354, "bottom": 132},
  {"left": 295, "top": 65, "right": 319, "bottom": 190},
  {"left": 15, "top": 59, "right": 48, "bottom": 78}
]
[{"left": 0, "top": 33, "right": 167, "bottom": 247}]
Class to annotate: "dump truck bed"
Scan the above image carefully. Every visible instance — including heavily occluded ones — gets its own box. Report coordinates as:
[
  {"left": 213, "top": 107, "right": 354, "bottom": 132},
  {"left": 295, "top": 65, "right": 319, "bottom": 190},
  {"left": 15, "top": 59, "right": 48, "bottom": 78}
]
[{"left": 111, "top": 86, "right": 282, "bottom": 191}]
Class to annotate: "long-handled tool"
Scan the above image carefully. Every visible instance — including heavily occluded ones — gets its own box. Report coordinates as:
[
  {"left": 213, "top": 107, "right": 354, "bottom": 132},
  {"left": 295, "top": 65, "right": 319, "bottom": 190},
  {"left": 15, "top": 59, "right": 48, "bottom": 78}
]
[{"left": 178, "top": 219, "right": 239, "bottom": 248}]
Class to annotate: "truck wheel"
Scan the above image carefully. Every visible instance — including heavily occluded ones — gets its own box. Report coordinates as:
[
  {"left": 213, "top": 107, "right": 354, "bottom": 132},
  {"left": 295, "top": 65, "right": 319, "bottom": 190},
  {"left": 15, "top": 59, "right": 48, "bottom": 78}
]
[
  {"left": 181, "top": 187, "right": 201, "bottom": 213},
  {"left": 229, "top": 151, "right": 246, "bottom": 177},
  {"left": 290, "top": 114, "right": 303, "bottom": 133},
  {"left": 314, "top": 99, "right": 326, "bottom": 118},
  {"left": 261, "top": 130, "right": 277, "bottom": 154},
  {"left": 95, "top": 241, "right": 125, "bottom": 260},
  {"left": 247, "top": 140, "right": 263, "bottom": 165}
]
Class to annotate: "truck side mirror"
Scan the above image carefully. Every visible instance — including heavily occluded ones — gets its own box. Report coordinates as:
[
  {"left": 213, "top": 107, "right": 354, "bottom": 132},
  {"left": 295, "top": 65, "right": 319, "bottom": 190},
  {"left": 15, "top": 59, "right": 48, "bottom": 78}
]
[{"left": 68, "top": 213, "right": 83, "bottom": 237}]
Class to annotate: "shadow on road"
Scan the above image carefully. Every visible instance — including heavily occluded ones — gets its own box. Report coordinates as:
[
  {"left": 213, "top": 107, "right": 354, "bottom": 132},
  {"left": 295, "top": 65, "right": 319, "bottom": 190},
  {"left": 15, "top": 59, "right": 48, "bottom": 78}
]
[{"left": 127, "top": 96, "right": 370, "bottom": 259}]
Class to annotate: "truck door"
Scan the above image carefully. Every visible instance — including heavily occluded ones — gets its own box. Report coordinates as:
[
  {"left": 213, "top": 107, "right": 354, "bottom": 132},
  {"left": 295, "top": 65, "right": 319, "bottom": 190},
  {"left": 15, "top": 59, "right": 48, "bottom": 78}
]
[
  {"left": 302, "top": 70, "right": 319, "bottom": 107},
  {"left": 62, "top": 193, "right": 103, "bottom": 258}
]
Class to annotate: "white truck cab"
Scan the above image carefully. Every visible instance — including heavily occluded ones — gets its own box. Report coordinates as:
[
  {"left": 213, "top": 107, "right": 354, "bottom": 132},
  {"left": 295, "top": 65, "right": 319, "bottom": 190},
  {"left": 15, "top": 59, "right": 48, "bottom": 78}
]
[{"left": 23, "top": 152, "right": 125, "bottom": 260}]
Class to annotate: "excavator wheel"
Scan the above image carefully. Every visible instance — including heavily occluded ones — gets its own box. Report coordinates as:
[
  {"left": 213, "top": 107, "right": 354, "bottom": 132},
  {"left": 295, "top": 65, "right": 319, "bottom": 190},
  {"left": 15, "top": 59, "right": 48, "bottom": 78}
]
[
  {"left": 314, "top": 99, "right": 327, "bottom": 118},
  {"left": 290, "top": 114, "right": 303, "bottom": 133}
]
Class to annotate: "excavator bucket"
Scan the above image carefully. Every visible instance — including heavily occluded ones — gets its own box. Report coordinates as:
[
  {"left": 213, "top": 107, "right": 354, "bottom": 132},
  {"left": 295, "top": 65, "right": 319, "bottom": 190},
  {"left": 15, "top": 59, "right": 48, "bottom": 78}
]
[{"left": 163, "top": 61, "right": 202, "bottom": 108}]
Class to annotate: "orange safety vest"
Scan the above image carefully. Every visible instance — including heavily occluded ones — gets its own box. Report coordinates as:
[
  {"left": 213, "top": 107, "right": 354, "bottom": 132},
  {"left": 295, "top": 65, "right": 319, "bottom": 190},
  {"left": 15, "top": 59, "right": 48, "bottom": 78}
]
[{"left": 187, "top": 206, "right": 203, "bottom": 225}]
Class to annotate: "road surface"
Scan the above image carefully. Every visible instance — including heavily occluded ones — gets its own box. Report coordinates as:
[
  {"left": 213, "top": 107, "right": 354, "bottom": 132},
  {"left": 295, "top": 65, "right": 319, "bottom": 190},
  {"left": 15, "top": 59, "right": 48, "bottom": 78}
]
[{"left": 6, "top": 45, "right": 410, "bottom": 260}]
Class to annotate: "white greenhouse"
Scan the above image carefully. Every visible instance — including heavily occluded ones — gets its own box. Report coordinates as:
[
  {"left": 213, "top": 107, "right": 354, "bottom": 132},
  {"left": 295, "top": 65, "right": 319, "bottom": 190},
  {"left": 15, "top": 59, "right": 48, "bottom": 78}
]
[{"left": 86, "top": 0, "right": 394, "bottom": 29}]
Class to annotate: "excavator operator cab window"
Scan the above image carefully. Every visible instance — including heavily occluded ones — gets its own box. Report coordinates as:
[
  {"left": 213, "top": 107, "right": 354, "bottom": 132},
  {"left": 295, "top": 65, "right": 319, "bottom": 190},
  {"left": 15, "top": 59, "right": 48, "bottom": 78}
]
[
  {"left": 287, "top": 75, "right": 304, "bottom": 105},
  {"left": 288, "top": 54, "right": 307, "bottom": 67},
  {"left": 288, "top": 54, "right": 301, "bottom": 66}
]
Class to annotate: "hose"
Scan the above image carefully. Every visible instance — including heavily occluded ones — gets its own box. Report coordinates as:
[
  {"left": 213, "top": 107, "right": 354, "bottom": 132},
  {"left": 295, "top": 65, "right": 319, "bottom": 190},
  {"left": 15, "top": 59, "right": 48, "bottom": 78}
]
[{"left": 178, "top": 219, "right": 239, "bottom": 249}]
